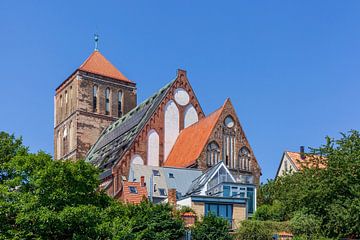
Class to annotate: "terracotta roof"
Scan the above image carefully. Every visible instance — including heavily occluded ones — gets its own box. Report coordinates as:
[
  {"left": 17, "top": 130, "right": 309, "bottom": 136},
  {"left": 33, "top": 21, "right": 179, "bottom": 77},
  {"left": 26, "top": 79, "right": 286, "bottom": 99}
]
[
  {"left": 286, "top": 151, "right": 327, "bottom": 170},
  {"left": 164, "top": 103, "right": 225, "bottom": 168},
  {"left": 122, "top": 181, "right": 148, "bottom": 204},
  {"left": 79, "top": 51, "right": 131, "bottom": 82}
]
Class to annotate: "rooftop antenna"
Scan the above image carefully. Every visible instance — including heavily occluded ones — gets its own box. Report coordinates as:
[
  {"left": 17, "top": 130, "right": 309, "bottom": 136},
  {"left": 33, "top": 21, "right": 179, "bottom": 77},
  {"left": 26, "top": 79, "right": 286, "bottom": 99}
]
[{"left": 94, "top": 33, "right": 99, "bottom": 51}]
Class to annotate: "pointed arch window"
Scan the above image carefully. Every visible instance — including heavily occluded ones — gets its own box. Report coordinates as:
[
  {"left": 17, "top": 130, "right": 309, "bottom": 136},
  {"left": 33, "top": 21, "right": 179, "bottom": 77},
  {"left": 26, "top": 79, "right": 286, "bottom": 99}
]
[
  {"left": 65, "top": 90, "right": 68, "bottom": 114},
  {"left": 206, "top": 141, "right": 220, "bottom": 166},
  {"left": 63, "top": 127, "right": 68, "bottom": 156},
  {"left": 238, "top": 147, "right": 251, "bottom": 171},
  {"left": 105, "top": 88, "right": 110, "bottom": 115},
  {"left": 93, "top": 85, "right": 98, "bottom": 112},
  {"left": 118, "top": 91, "right": 123, "bottom": 117}
]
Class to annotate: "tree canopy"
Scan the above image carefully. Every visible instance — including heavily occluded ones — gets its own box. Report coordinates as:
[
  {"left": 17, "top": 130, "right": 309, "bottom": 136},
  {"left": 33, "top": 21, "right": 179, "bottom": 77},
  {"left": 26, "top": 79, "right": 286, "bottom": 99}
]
[
  {"left": 256, "top": 130, "right": 360, "bottom": 239},
  {"left": 0, "top": 131, "right": 185, "bottom": 240}
]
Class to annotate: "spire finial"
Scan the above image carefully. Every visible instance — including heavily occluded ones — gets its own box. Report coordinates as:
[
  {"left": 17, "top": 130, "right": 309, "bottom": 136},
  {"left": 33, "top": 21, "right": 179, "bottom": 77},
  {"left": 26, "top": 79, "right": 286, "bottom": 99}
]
[{"left": 94, "top": 33, "right": 99, "bottom": 51}]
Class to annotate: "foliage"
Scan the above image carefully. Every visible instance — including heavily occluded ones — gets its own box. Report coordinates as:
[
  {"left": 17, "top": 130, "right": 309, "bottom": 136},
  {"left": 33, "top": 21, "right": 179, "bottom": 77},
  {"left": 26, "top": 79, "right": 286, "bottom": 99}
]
[
  {"left": 0, "top": 131, "right": 185, "bottom": 240},
  {"left": 254, "top": 200, "right": 286, "bottom": 221},
  {"left": 259, "top": 130, "right": 360, "bottom": 239},
  {"left": 289, "top": 212, "right": 322, "bottom": 240},
  {"left": 178, "top": 205, "right": 196, "bottom": 214},
  {"left": 192, "top": 213, "right": 233, "bottom": 240},
  {"left": 236, "top": 220, "right": 289, "bottom": 240}
]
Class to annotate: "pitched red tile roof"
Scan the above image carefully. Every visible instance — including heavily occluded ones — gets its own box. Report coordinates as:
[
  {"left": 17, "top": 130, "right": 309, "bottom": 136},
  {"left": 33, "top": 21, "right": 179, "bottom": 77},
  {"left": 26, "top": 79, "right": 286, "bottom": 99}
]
[
  {"left": 286, "top": 151, "right": 327, "bottom": 170},
  {"left": 122, "top": 181, "right": 148, "bottom": 204},
  {"left": 79, "top": 51, "right": 131, "bottom": 83},
  {"left": 164, "top": 103, "right": 225, "bottom": 168}
]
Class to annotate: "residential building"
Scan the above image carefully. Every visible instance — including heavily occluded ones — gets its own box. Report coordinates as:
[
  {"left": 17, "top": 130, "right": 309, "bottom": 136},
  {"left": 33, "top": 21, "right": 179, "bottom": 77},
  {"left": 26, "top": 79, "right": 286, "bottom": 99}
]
[{"left": 276, "top": 146, "right": 326, "bottom": 178}]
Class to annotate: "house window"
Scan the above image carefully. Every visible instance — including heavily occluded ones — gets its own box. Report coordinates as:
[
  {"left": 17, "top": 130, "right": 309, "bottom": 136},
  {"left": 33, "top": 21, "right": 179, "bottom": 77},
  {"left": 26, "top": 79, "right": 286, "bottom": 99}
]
[
  {"left": 159, "top": 188, "right": 167, "bottom": 196},
  {"left": 62, "top": 127, "right": 68, "bottom": 156},
  {"left": 247, "top": 187, "right": 255, "bottom": 215},
  {"left": 206, "top": 141, "right": 220, "bottom": 166},
  {"left": 152, "top": 170, "right": 160, "bottom": 176},
  {"left": 168, "top": 173, "right": 174, "bottom": 178},
  {"left": 105, "top": 88, "right": 110, "bottom": 115},
  {"left": 239, "top": 147, "right": 251, "bottom": 171},
  {"left": 205, "top": 204, "right": 233, "bottom": 224},
  {"left": 93, "top": 85, "right": 98, "bottom": 112},
  {"left": 129, "top": 186, "right": 138, "bottom": 194},
  {"left": 118, "top": 91, "right": 123, "bottom": 117},
  {"left": 284, "top": 160, "right": 288, "bottom": 172}
]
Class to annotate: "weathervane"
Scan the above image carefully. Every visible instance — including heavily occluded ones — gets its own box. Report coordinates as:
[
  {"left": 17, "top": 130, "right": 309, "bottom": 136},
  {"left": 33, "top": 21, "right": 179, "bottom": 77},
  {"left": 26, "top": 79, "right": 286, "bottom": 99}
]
[{"left": 94, "top": 34, "right": 99, "bottom": 51}]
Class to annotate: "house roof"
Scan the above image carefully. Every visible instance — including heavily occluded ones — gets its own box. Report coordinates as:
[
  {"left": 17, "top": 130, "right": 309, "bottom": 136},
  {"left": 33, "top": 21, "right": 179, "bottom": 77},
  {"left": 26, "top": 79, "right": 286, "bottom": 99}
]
[
  {"left": 164, "top": 102, "right": 226, "bottom": 168},
  {"left": 285, "top": 151, "right": 327, "bottom": 170},
  {"left": 86, "top": 79, "right": 175, "bottom": 169},
  {"left": 122, "top": 181, "right": 148, "bottom": 204},
  {"left": 79, "top": 51, "right": 131, "bottom": 83},
  {"left": 128, "top": 164, "right": 202, "bottom": 198}
]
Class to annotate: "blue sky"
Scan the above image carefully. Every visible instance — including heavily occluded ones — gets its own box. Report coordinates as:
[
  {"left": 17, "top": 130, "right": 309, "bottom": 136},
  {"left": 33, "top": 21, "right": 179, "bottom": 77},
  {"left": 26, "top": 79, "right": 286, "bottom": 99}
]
[{"left": 1, "top": 1, "right": 359, "bottom": 181}]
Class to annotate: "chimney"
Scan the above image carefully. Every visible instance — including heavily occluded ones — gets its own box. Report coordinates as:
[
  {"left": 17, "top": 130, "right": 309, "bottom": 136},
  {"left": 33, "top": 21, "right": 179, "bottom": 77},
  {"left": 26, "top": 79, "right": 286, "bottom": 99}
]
[
  {"left": 168, "top": 188, "right": 177, "bottom": 206},
  {"left": 140, "top": 176, "right": 145, "bottom": 187},
  {"left": 300, "top": 146, "right": 305, "bottom": 159}
]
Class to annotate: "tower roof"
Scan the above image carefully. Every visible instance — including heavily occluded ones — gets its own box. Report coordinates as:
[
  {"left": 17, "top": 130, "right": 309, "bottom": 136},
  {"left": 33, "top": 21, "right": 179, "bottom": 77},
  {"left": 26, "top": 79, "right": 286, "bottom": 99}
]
[{"left": 79, "top": 51, "right": 131, "bottom": 83}]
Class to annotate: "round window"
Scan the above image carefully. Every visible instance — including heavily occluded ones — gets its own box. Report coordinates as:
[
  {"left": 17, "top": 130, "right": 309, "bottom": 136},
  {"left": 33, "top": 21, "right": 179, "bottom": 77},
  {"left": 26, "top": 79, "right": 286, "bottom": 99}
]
[{"left": 224, "top": 116, "right": 235, "bottom": 128}]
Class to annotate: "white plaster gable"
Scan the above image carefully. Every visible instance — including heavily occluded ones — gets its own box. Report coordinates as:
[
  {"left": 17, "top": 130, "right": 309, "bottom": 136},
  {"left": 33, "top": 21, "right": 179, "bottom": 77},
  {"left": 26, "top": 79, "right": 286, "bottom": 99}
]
[
  {"left": 164, "top": 100, "right": 180, "bottom": 160},
  {"left": 276, "top": 153, "right": 298, "bottom": 178},
  {"left": 147, "top": 129, "right": 160, "bottom": 166},
  {"left": 184, "top": 104, "right": 199, "bottom": 128}
]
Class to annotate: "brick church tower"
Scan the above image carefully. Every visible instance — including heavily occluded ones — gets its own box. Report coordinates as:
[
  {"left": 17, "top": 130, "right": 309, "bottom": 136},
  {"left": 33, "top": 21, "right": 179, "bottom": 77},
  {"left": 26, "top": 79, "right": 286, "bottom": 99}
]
[{"left": 54, "top": 50, "right": 137, "bottom": 160}]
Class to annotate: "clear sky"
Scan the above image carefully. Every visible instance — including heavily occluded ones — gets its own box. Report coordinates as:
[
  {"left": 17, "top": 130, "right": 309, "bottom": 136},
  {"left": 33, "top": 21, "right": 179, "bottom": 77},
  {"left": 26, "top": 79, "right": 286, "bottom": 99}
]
[{"left": 1, "top": 1, "right": 359, "bottom": 181}]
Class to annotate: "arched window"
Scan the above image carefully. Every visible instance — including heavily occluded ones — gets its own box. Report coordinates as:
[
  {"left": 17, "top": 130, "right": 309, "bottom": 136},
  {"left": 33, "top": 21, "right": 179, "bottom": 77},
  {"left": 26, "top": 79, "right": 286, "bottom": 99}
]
[
  {"left": 118, "top": 91, "right": 123, "bottom": 117},
  {"left": 63, "top": 127, "right": 68, "bottom": 156},
  {"left": 69, "top": 121, "right": 72, "bottom": 151},
  {"left": 93, "top": 85, "right": 98, "bottom": 112},
  {"left": 105, "top": 88, "right": 110, "bottom": 115},
  {"left": 65, "top": 90, "right": 68, "bottom": 114},
  {"left": 238, "top": 147, "right": 251, "bottom": 171},
  {"left": 206, "top": 141, "right": 220, "bottom": 166},
  {"left": 69, "top": 86, "right": 73, "bottom": 112},
  {"left": 57, "top": 130, "right": 61, "bottom": 159}
]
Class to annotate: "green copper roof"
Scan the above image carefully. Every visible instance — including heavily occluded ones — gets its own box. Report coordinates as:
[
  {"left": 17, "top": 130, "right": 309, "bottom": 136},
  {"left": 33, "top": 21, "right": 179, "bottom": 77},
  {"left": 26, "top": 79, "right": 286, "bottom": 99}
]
[{"left": 85, "top": 79, "right": 175, "bottom": 170}]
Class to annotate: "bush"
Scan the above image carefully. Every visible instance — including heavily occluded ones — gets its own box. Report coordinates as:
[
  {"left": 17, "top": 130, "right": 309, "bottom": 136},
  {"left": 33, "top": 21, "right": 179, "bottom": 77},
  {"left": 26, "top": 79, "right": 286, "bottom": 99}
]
[
  {"left": 254, "top": 200, "right": 286, "bottom": 221},
  {"left": 289, "top": 212, "right": 322, "bottom": 239},
  {"left": 192, "top": 213, "right": 233, "bottom": 240},
  {"left": 237, "top": 220, "right": 290, "bottom": 240}
]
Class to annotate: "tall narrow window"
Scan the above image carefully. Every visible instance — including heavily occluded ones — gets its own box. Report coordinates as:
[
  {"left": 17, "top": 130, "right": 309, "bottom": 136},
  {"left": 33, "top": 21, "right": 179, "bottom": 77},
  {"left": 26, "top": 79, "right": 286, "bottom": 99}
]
[
  {"left": 69, "top": 86, "right": 73, "bottom": 112},
  {"left": 118, "top": 91, "right": 123, "bottom": 117},
  {"left": 63, "top": 127, "right": 68, "bottom": 156},
  {"left": 207, "top": 141, "right": 220, "bottom": 166},
  {"left": 65, "top": 90, "right": 68, "bottom": 115},
  {"left": 105, "top": 88, "right": 110, "bottom": 115},
  {"left": 239, "top": 147, "right": 251, "bottom": 171},
  {"left": 69, "top": 121, "right": 72, "bottom": 151},
  {"left": 93, "top": 85, "right": 98, "bottom": 112}
]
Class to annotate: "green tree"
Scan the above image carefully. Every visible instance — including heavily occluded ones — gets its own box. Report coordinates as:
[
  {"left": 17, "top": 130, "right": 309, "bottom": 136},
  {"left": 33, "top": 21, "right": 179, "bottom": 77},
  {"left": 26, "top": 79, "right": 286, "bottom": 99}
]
[
  {"left": 192, "top": 213, "right": 233, "bottom": 240},
  {"left": 259, "top": 130, "right": 360, "bottom": 239}
]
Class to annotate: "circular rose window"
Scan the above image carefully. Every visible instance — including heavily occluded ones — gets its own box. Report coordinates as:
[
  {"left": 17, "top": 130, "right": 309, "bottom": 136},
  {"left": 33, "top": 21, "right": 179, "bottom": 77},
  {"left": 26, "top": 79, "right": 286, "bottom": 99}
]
[{"left": 224, "top": 116, "right": 235, "bottom": 128}]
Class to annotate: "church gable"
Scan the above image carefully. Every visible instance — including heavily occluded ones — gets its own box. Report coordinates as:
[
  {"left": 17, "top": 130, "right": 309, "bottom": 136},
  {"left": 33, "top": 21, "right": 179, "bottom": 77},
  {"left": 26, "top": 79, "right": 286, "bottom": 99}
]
[
  {"left": 86, "top": 69, "right": 204, "bottom": 183},
  {"left": 165, "top": 98, "right": 261, "bottom": 185}
]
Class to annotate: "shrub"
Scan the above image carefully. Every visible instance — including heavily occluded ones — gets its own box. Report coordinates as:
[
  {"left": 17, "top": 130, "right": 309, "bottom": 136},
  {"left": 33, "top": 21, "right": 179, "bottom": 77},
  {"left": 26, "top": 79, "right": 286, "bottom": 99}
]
[
  {"left": 237, "top": 220, "right": 290, "bottom": 240},
  {"left": 289, "top": 212, "right": 322, "bottom": 239},
  {"left": 192, "top": 213, "right": 233, "bottom": 240},
  {"left": 254, "top": 200, "right": 286, "bottom": 221}
]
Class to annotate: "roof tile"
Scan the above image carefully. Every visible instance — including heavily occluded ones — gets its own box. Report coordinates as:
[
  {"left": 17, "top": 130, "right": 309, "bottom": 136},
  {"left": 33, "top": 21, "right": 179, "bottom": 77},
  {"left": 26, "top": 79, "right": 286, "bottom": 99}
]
[{"left": 79, "top": 51, "right": 131, "bottom": 82}]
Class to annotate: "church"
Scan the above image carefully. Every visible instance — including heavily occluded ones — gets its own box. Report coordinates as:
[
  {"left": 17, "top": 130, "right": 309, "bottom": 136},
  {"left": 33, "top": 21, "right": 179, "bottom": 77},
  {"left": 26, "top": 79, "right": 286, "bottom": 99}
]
[{"left": 54, "top": 49, "right": 261, "bottom": 201}]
